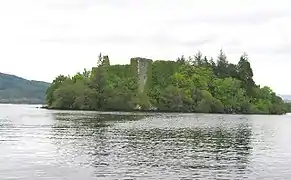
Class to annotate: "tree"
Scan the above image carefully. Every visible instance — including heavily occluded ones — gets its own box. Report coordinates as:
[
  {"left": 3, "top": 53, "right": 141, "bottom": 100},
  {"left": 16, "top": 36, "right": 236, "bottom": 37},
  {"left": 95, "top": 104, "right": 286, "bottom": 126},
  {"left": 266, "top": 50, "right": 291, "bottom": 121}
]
[
  {"left": 193, "top": 51, "right": 203, "bottom": 66},
  {"left": 237, "top": 53, "right": 255, "bottom": 97},
  {"left": 212, "top": 77, "right": 246, "bottom": 113},
  {"left": 46, "top": 75, "right": 69, "bottom": 106},
  {"left": 176, "top": 55, "right": 186, "bottom": 64},
  {"left": 215, "top": 49, "right": 229, "bottom": 78},
  {"left": 45, "top": 50, "right": 286, "bottom": 115}
]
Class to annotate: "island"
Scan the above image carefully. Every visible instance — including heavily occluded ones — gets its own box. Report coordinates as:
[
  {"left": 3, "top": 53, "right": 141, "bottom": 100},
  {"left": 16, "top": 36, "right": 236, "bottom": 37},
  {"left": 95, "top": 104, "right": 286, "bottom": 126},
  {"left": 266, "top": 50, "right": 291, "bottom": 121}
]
[{"left": 45, "top": 50, "right": 287, "bottom": 114}]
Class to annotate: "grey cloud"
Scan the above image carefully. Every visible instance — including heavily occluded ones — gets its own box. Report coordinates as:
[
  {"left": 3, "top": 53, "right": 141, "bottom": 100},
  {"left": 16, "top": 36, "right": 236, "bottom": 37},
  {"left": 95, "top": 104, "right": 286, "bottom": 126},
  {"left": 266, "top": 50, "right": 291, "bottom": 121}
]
[
  {"left": 40, "top": 37, "right": 82, "bottom": 43},
  {"left": 171, "top": 10, "right": 290, "bottom": 25},
  {"left": 220, "top": 39, "right": 245, "bottom": 54},
  {"left": 47, "top": 1, "right": 86, "bottom": 9},
  {"left": 179, "top": 35, "right": 218, "bottom": 47},
  {"left": 225, "top": 39, "right": 241, "bottom": 46},
  {"left": 47, "top": 0, "right": 131, "bottom": 10},
  {"left": 96, "top": 35, "right": 138, "bottom": 44},
  {"left": 249, "top": 43, "right": 291, "bottom": 55},
  {"left": 40, "top": 35, "right": 138, "bottom": 44},
  {"left": 46, "top": 0, "right": 101, "bottom": 10},
  {"left": 273, "top": 46, "right": 291, "bottom": 54},
  {"left": 140, "top": 32, "right": 218, "bottom": 47},
  {"left": 41, "top": 33, "right": 218, "bottom": 47}
]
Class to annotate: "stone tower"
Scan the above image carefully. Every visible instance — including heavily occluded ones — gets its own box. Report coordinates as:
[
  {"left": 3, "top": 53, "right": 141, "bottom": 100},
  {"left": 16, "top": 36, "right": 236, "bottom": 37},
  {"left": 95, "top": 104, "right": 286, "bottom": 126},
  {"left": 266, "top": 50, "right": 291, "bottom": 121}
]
[{"left": 130, "top": 57, "right": 152, "bottom": 94}]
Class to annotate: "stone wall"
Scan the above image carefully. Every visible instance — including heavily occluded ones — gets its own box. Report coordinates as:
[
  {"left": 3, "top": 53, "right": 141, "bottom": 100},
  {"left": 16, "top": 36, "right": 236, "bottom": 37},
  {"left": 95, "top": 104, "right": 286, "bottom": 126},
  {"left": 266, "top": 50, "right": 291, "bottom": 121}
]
[{"left": 130, "top": 57, "right": 152, "bottom": 93}]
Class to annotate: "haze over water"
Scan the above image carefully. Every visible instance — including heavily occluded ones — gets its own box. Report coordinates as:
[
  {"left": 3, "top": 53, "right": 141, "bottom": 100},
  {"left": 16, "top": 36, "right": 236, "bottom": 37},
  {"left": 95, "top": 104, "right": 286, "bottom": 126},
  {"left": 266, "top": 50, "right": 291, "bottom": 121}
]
[{"left": 0, "top": 104, "right": 291, "bottom": 179}]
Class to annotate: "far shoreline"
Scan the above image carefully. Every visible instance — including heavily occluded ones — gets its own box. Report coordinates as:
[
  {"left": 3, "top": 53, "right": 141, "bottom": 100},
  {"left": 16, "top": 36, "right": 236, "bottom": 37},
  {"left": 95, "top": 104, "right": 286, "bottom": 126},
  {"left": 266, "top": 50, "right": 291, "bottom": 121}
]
[
  {"left": 0, "top": 102, "right": 45, "bottom": 105},
  {"left": 40, "top": 105, "right": 287, "bottom": 116}
]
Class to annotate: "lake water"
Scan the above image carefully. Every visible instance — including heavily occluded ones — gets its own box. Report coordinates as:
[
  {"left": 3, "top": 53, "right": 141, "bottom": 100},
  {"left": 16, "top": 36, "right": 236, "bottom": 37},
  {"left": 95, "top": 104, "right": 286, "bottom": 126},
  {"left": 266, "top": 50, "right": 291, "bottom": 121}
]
[{"left": 0, "top": 104, "right": 291, "bottom": 179}]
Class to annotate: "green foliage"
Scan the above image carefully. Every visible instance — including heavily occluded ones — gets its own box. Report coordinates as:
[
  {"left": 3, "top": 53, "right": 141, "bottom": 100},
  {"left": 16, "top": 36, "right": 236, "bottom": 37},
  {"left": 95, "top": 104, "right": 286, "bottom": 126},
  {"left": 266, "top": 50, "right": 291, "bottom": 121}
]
[
  {"left": 46, "top": 50, "right": 287, "bottom": 115},
  {"left": 212, "top": 77, "right": 246, "bottom": 113},
  {"left": 0, "top": 72, "right": 50, "bottom": 104},
  {"left": 284, "top": 102, "right": 291, "bottom": 112}
]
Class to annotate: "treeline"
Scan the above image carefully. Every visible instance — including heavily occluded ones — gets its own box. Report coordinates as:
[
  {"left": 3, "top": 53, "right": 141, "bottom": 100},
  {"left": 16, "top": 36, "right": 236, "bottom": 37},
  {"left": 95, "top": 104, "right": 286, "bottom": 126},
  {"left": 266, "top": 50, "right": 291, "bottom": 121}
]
[
  {"left": 45, "top": 50, "right": 287, "bottom": 114},
  {"left": 285, "top": 103, "right": 291, "bottom": 112}
]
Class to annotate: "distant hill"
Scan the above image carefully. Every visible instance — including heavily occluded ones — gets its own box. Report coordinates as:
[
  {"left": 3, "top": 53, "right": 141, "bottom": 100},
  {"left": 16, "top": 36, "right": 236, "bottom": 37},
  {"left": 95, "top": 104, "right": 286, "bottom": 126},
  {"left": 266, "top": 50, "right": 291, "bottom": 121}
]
[
  {"left": 0, "top": 72, "right": 50, "bottom": 104},
  {"left": 279, "top": 94, "right": 291, "bottom": 102}
]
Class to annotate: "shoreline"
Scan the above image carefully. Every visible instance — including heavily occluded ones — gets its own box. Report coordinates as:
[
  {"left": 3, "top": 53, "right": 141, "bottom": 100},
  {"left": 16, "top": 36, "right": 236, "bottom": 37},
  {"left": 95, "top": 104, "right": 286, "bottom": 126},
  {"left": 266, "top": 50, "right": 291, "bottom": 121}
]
[
  {"left": 0, "top": 102, "right": 45, "bottom": 105},
  {"left": 40, "top": 106, "right": 287, "bottom": 115}
]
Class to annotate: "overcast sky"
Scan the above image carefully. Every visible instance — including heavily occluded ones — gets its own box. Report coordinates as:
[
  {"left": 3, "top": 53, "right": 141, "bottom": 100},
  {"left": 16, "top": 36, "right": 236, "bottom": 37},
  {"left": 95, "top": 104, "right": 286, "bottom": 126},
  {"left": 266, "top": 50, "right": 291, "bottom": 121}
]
[{"left": 0, "top": 0, "right": 290, "bottom": 94}]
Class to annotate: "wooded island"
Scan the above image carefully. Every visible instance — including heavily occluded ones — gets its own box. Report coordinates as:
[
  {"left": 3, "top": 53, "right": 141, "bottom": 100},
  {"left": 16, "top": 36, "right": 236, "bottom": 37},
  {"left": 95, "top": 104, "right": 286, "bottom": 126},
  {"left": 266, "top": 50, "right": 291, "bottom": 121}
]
[{"left": 45, "top": 50, "right": 287, "bottom": 114}]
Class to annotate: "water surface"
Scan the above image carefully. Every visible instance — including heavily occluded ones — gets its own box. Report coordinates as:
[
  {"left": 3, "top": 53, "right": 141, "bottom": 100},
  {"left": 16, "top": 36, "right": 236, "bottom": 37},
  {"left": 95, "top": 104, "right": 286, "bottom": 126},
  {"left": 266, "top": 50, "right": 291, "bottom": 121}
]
[{"left": 0, "top": 104, "right": 291, "bottom": 179}]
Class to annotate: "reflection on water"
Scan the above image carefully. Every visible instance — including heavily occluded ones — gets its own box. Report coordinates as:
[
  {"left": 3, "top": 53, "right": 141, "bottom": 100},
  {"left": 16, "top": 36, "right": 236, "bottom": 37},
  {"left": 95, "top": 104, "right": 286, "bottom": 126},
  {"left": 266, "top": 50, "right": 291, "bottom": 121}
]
[{"left": 1, "top": 105, "right": 291, "bottom": 179}]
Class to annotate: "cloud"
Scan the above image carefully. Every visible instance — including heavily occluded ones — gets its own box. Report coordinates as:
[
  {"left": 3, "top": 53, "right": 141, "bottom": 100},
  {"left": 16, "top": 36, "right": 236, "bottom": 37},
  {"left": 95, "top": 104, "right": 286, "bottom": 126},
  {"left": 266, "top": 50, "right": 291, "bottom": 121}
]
[
  {"left": 247, "top": 44, "right": 291, "bottom": 55},
  {"left": 1, "top": 0, "right": 291, "bottom": 94},
  {"left": 171, "top": 10, "right": 290, "bottom": 25},
  {"left": 179, "top": 35, "right": 218, "bottom": 47},
  {"left": 40, "top": 35, "right": 138, "bottom": 44},
  {"left": 41, "top": 33, "right": 218, "bottom": 48}
]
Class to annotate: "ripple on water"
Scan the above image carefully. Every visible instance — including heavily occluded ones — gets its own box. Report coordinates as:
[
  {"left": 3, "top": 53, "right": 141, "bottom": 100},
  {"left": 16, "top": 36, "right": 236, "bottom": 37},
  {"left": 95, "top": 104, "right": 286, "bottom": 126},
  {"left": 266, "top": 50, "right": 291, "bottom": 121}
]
[{"left": 1, "top": 105, "right": 291, "bottom": 179}]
